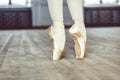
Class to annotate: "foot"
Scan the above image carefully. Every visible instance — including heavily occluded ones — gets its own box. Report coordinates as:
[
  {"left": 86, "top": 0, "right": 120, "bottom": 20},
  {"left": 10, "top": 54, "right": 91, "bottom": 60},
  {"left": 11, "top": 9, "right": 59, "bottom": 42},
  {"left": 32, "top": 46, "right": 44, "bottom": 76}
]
[
  {"left": 69, "top": 22, "right": 87, "bottom": 60},
  {"left": 47, "top": 22, "right": 65, "bottom": 60}
]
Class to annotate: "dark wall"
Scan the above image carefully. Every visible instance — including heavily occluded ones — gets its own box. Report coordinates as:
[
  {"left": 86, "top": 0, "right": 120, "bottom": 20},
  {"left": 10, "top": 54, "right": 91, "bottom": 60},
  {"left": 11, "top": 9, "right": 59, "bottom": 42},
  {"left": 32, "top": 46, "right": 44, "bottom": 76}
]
[
  {"left": 0, "top": 8, "right": 32, "bottom": 29},
  {"left": 84, "top": 6, "right": 120, "bottom": 27},
  {"left": 0, "top": 6, "right": 120, "bottom": 29}
]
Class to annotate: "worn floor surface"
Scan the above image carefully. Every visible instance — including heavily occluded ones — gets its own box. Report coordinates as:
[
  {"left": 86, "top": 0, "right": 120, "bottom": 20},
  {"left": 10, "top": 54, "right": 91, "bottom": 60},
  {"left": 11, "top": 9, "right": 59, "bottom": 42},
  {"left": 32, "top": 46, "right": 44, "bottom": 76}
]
[{"left": 0, "top": 27, "right": 120, "bottom": 80}]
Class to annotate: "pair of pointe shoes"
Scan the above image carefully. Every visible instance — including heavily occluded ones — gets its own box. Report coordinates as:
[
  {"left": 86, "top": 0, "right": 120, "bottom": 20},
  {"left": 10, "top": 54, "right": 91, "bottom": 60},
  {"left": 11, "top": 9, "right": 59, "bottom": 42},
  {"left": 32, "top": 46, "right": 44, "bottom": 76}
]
[{"left": 47, "top": 23, "right": 86, "bottom": 60}]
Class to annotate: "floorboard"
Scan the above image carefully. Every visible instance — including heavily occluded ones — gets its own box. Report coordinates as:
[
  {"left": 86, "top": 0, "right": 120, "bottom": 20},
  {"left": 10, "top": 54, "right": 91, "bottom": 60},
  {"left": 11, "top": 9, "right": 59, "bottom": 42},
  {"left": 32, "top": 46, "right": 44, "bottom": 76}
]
[{"left": 0, "top": 27, "right": 120, "bottom": 80}]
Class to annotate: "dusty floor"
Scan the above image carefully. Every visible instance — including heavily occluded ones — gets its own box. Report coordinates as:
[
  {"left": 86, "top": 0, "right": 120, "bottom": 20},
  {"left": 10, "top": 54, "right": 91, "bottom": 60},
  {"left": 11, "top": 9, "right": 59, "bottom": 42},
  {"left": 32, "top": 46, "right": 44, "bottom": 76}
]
[{"left": 0, "top": 27, "right": 120, "bottom": 80}]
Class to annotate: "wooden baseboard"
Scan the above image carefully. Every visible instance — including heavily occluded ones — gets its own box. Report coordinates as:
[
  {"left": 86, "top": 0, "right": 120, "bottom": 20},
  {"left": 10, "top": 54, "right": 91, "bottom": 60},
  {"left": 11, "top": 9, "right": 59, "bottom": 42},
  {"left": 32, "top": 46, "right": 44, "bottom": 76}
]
[{"left": 0, "top": 25, "right": 72, "bottom": 30}]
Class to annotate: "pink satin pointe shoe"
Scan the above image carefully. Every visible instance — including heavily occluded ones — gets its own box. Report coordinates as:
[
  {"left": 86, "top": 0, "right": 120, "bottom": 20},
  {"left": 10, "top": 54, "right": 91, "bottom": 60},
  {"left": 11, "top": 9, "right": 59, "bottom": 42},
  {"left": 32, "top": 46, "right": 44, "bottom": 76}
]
[
  {"left": 69, "top": 23, "right": 87, "bottom": 60},
  {"left": 47, "top": 23, "right": 65, "bottom": 60}
]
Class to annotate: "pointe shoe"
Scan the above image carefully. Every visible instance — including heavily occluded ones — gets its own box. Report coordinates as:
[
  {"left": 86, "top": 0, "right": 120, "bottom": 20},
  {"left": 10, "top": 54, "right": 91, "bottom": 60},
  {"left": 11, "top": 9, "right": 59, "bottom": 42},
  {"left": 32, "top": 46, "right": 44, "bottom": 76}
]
[
  {"left": 47, "top": 23, "right": 65, "bottom": 60},
  {"left": 69, "top": 23, "right": 87, "bottom": 60}
]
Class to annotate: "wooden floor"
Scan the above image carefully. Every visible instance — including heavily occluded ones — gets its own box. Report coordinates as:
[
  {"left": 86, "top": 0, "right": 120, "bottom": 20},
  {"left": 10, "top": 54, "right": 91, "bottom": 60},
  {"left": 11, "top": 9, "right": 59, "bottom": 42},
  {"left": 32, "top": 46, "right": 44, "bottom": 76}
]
[{"left": 0, "top": 27, "right": 120, "bottom": 80}]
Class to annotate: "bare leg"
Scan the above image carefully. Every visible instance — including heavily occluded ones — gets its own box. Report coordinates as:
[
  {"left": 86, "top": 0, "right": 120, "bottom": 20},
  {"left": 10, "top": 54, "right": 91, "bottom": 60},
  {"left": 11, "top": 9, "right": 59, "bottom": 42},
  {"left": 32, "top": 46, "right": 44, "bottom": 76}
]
[
  {"left": 67, "top": 0, "right": 87, "bottom": 60},
  {"left": 47, "top": 0, "right": 65, "bottom": 60}
]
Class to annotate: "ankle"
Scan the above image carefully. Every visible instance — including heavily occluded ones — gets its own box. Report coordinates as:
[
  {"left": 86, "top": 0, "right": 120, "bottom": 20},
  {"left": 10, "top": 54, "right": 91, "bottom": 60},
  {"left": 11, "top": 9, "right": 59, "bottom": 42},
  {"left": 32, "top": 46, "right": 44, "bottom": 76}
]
[
  {"left": 52, "top": 21, "right": 65, "bottom": 31},
  {"left": 74, "top": 20, "right": 84, "bottom": 25},
  {"left": 53, "top": 21, "right": 64, "bottom": 26}
]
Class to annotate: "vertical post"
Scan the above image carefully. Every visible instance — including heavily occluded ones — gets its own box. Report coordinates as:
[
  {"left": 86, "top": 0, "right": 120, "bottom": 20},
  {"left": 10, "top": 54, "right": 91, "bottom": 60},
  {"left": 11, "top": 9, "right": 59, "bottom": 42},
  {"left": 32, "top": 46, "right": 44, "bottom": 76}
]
[
  {"left": 100, "top": 0, "right": 103, "bottom": 4},
  {"left": 26, "top": 0, "right": 28, "bottom": 4},
  {"left": 9, "top": 0, "right": 12, "bottom": 5},
  {"left": 116, "top": 0, "right": 119, "bottom": 3}
]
